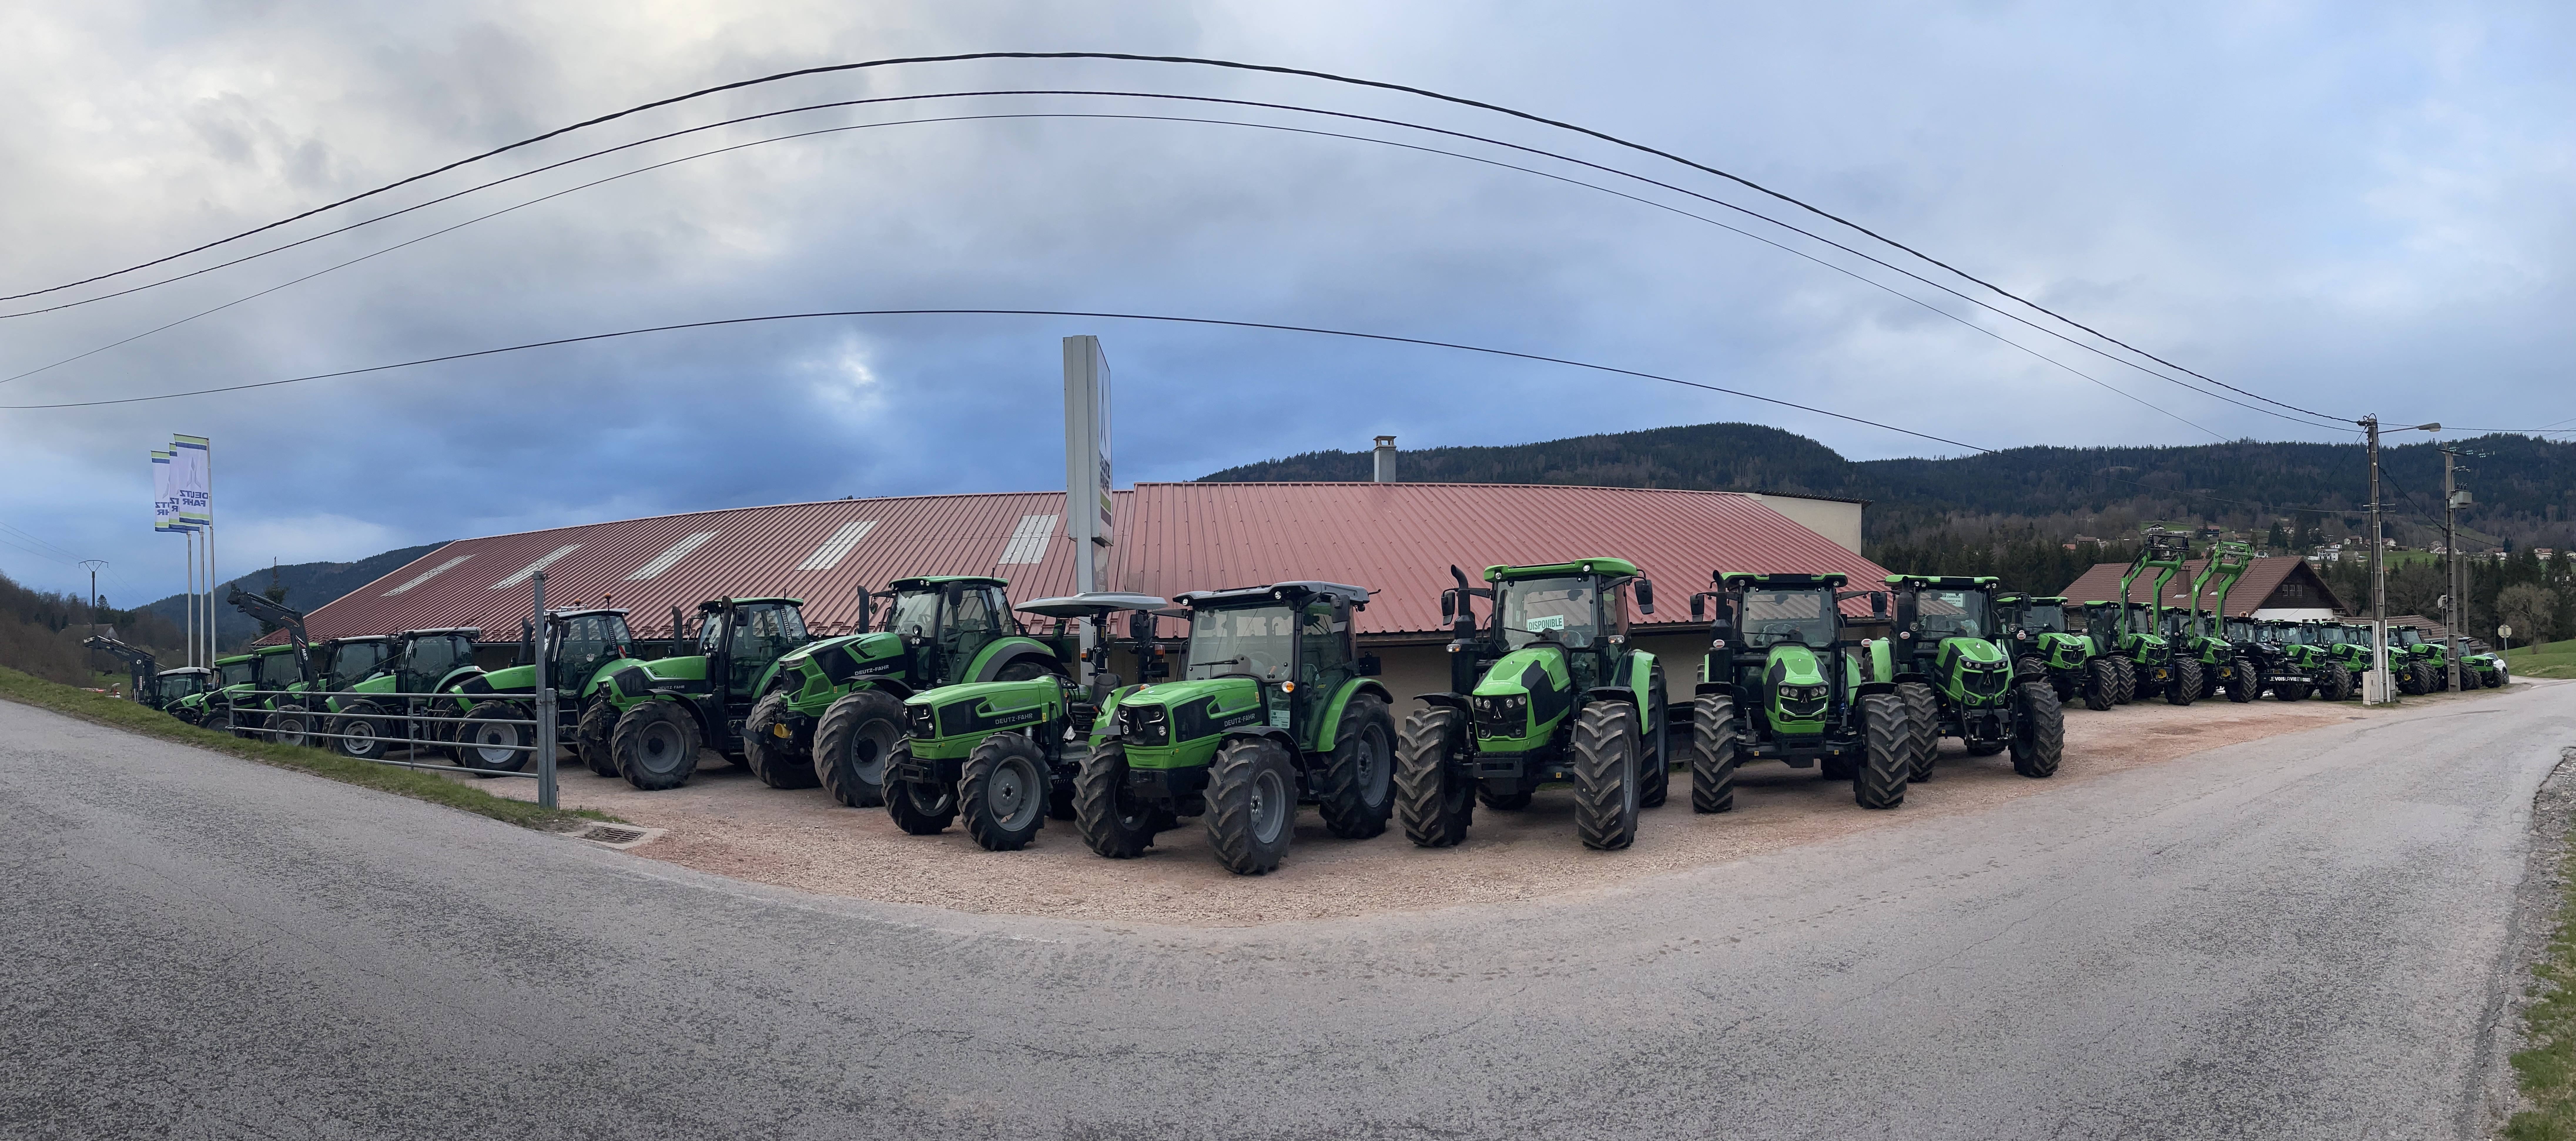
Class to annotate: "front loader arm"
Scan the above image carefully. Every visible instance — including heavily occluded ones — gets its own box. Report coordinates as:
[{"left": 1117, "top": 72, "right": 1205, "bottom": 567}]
[{"left": 226, "top": 585, "right": 319, "bottom": 691}]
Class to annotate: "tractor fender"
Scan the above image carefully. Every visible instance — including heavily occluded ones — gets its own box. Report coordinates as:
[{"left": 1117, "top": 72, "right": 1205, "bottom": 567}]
[
  {"left": 1414, "top": 692, "right": 1474, "bottom": 714},
  {"left": 1694, "top": 680, "right": 1748, "bottom": 701},
  {"left": 852, "top": 675, "right": 917, "bottom": 701},
  {"left": 1221, "top": 728, "right": 1304, "bottom": 769},
  {"left": 969, "top": 638, "right": 1067, "bottom": 683},
  {"left": 1867, "top": 639, "right": 1897, "bottom": 685},
  {"left": 1310, "top": 679, "right": 1394, "bottom": 751},
  {"left": 1851, "top": 680, "right": 1898, "bottom": 699},
  {"left": 1583, "top": 685, "right": 1640, "bottom": 707},
  {"left": 1624, "top": 650, "right": 1659, "bottom": 717}
]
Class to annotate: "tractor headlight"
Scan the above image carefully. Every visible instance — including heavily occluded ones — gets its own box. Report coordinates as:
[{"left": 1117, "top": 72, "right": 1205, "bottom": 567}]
[
  {"left": 906, "top": 703, "right": 937, "bottom": 738},
  {"left": 1118, "top": 703, "right": 1170, "bottom": 746},
  {"left": 1777, "top": 683, "right": 1830, "bottom": 719},
  {"left": 1473, "top": 693, "right": 1529, "bottom": 738}
]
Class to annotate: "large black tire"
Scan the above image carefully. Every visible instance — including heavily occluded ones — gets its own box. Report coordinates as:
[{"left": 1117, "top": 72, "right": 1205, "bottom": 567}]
[
  {"left": 2224, "top": 658, "right": 2259, "bottom": 703},
  {"left": 2319, "top": 663, "right": 2355, "bottom": 701},
  {"left": 1854, "top": 693, "right": 1909, "bottom": 810},
  {"left": 2273, "top": 680, "right": 2313, "bottom": 702},
  {"left": 1396, "top": 707, "right": 1475, "bottom": 847},
  {"left": 882, "top": 744, "right": 958, "bottom": 835},
  {"left": 266, "top": 703, "right": 314, "bottom": 749},
  {"left": 458, "top": 701, "right": 533, "bottom": 773},
  {"left": 612, "top": 700, "right": 700, "bottom": 790},
  {"left": 2083, "top": 657, "right": 2117, "bottom": 712},
  {"left": 2197, "top": 660, "right": 2222, "bottom": 699},
  {"left": 742, "top": 692, "right": 819, "bottom": 790},
  {"left": 1897, "top": 681, "right": 1938, "bottom": 782},
  {"left": 1204, "top": 737, "right": 1296, "bottom": 875},
  {"left": 1571, "top": 702, "right": 1639, "bottom": 851},
  {"left": 2015, "top": 657, "right": 2047, "bottom": 688},
  {"left": 2166, "top": 658, "right": 2202, "bottom": 706},
  {"left": 994, "top": 660, "right": 1055, "bottom": 683},
  {"left": 577, "top": 697, "right": 620, "bottom": 776},
  {"left": 1073, "top": 741, "right": 1160, "bottom": 857},
  {"left": 332, "top": 700, "right": 389, "bottom": 761},
  {"left": 1689, "top": 694, "right": 1739, "bottom": 814},
  {"left": 1639, "top": 665, "right": 1671, "bottom": 809},
  {"left": 2111, "top": 656, "right": 2137, "bottom": 705},
  {"left": 2416, "top": 661, "right": 2441, "bottom": 695},
  {"left": 813, "top": 688, "right": 904, "bottom": 808},
  {"left": 1477, "top": 787, "right": 1534, "bottom": 811},
  {"left": 960, "top": 733, "right": 1049, "bottom": 851},
  {"left": 1315, "top": 694, "right": 1396, "bottom": 840},
  {"left": 2396, "top": 660, "right": 2426, "bottom": 696},
  {"left": 2009, "top": 682, "right": 2064, "bottom": 778}
]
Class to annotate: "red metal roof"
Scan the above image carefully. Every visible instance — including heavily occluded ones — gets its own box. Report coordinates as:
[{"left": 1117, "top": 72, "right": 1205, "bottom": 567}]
[
  {"left": 292, "top": 482, "right": 1887, "bottom": 643},
  {"left": 2056, "top": 556, "right": 2351, "bottom": 618}
]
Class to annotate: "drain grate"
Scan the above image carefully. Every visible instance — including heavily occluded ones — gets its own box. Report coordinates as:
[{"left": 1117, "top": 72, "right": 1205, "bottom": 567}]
[{"left": 577, "top": 824, "right": 662, "bottom": 849}]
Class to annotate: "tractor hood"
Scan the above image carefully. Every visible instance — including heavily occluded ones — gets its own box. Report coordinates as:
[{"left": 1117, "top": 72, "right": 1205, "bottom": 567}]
[
  {"left": 903, "top": 677, "right": 1064, "bottom": 759},
  {"left": 782, "top": 631, "right": 905, "bottom": 675},
  {"left": 1762, "top": 645, "right": 1830, "bottom": 735},
  {"left": 1101, "top": 677, "right": 1266, "bottom": 770},
  {"left": 1469, "top": 645, "right": 1575, "bottom": 751},
  {"left": 1935, "top": 636, "right": 2014, "bottom": 707},
  {"left": 2036, "top": 631, "right": 2091, "bottom": 668}
]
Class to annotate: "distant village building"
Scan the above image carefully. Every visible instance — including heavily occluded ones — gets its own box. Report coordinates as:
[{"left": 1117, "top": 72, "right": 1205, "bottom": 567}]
[{"left": 2058, "top": 556, "right": 2349, "bottom": 621}]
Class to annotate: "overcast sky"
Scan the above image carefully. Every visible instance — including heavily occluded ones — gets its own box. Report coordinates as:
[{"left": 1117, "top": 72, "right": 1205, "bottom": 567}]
[{"left": 1, "top": 0, "right": 2570, "bottom": 602}]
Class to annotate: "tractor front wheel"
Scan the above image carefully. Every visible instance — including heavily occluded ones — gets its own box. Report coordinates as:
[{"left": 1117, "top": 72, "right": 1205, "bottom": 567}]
[
  {"left": 2396, "top": 661, "right": 2427, "bottom": 696},
  {"left": 742, "top": 692, "right": 819, "bottom": 790},
  {"left": 1896, "top": 681, "right": 1938, "bottom": 782},
  {"left": 1854, "top": 693, "right": 1909, "bottom": 810},
  {"left": 2225, "top": 658, "right": 2259, "bottom": 703},
  {"left": 1073, "top": 741, "right": 1160, "bottom": 857},
  {"left": 1204, "top": 737, "right": 1296, "bottom": 875},
  {"left": 333, "top": 701, "right": 388, "bottom": 761},
  {"left": 1570, "top": 702, "right": 1639, "bottom": 851},
  {"left": 459, "top": 702, "right": 534, "bottom": 774},
  {"left": 2166, "top": 659, "right": 2202, "bottom": 706},
  {"left": 813, "top": 689, "right": 903, "bottom": 808},
  {"left": 2319, "top": 663, "right": 2354, "bottom": 701},
  {"left": 612, "top": 700, "right": 700, "bottom": 790},
  {"left": 2111, "top": 657, "right": 2137, "bottom": 705},
  {"left": 2009, "top": 682, "right": 2064, "bottom": 778},
  {"left": 883, "top": 744, "right": 958, "bottom": 835},
  {"left": 2083, "top": 658, "right": 2117, "bottom": 711},
  {"left": 1316, "top": 695, "right": 1396, "bottom": 840},
  {"left": 1689, "top": 694, "right": 1739, "bottom": 814},
  {"left": 266, "top": 703, "right": 314, "bottom": 749},
  {"left": 1395, "top": 707, "right": 1475, "bottom": 847},
  {"left": 960, "top": 733, "right": 1049, "bottom": 851},
  {"left": 576, "top": 698, "right": 620, "bottom": 776}
]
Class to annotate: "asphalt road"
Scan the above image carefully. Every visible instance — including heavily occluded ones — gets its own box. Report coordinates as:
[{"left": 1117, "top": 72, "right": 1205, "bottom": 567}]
[{"left": 5, "top": 683, "right": 2572, "bottom": 1140}]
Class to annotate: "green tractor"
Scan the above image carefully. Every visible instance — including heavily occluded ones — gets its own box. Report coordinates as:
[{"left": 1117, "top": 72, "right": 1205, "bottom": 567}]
[
  {"left": 443, "top": 609, "right": 639, "bottom": 773},
  {"left": 1995, "top": 594, "right": 2117, "bottom": 711},
  {"left": 2260, "top": 620, "right": 2354, "bottom": 702},
  {"left": 154, "top": 667, "right": 215, "bottom": 723},
  {"left": 1394, "top": 560, "right": 1668, "bottom": 852},
  {"left": 1082, "top": 581, "right": 1398, "bottom": 874},
  {"left": 2164, "top": 541, "right": 2259, "bottom": 704},
  {"left": 2123, "top": 526, "right": 2203, "bottom": 706},
  {"left": 217, "top": 586, "right": 329, "bottom": 745},
  {"left": 747, "top": 576, "right": 1080, "bottom": 806},
  {"left": 2388, "top": 625, "right": 2443, "bottom": 695},
  {"left": 593, "top": 597, "right": 815, "bottom": 790},
  {"left": 182, "top": 653, "right": 256, "bottom": 729},
  {"left": 330, "top": 628, "right": 490, "bottom": 762},
  {"left": 1681, "top": 572, "right": 1913, "bottom": 812},
  {"left": 2073, "top": 603, "right": 2139, "bottom": 705},
  {"left": 2464, "top": 647, "right": 2510, "bottom": 688},
  {"left": 1885, "top": 575, "right": 2065, "bottom": 780},
  {"left": 882, "top": 591, "right": 1170, "bottom": 851}
]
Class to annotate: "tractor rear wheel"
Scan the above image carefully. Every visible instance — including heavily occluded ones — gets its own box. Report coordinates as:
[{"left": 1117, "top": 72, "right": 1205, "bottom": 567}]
[
  {"left": 458, "top": 702, "right": 533, "bottom": 773},
  {"left": 813, "top": 689, "right": 903, "bottom": 808},
  {"left": 1640, "top": 665, "right": 1671, "bottom": 809},
  {"left": 1689, "top": 694, "right": 1739, "bottom": 814},
  {"left": 742, "top": 692, "right": 819, "bottom": 790},
  {"left": 2225, "top": 658, "right": 2259, "bottom": 703},
  {"left": 1317, "top": 694, "right": 1396, "bottom": 840},
  {"left": 1570, "top": 702, "right": 1639, "bottom": 851},
  {"left": 1897, "top": 681, "right": 1938, "bottom": 782},
  {"left": 2319, "top": 663, "right": 2354, "bottom": 701},
  {"left": 2083, "top": 657, "right": 2116, "bottom": 711},
  {"left": 2009, "top": 682, "right": 2064, "bottom": 778},
  {"left": 960, "top": 733, "right": 1049, "bottom": 851},
  {"left": 612, "top": 700, "right": 700, "bottom": 789},
  {"left": 1854, "top": 693, "right": 1909, "bottom": 810},
  {"left": 1073, "top": 741, "right": 1161, "bottom": 857},
  {"left": 266, "top": 703, "right": 314, "bottom": 749},
  {"left": 882, "top": 744, "right": 958, "bottom": 835},
  {"left": 2111, "top": 657, "right": 2137, "bottom": 704},
  {"left": 2167, "top": 658, "right": 2202, "bottom": 706},
  {"left": 2198, "top": 662, "right": 2221, "bottom": 699},
  {"left": 576, "top": 698, "right": 620, "bottom": 777},
  {"left": 2396, "top": 661, "right": 2427, "bottom": 695},
  {"left": 1205, "top": 737, "right": 1296, "bottom": 875},
  {"left": 332, "top": 700, "right": 388, "bottom": 761},
  {"left": 1396, "top": 707, "right": 1475, "bottom": 847}
]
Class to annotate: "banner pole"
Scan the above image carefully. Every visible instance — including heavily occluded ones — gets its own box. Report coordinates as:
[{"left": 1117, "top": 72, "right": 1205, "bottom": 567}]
[{"left": 534, "top": 570, "right": 557, "bottom": 810}]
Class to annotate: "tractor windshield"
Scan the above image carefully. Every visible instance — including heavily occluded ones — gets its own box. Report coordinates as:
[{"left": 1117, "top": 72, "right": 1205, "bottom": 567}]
[
  {"left": 1498, "top": 577, "right": 1599, "bottom": 649},
  {"left": 882, "top": 588, "right": 942, "bottom": 640},
  {"left": 256, "top": 651, "right": 301, "bottom": 689},
  {"left": 1740, "top": 587, "right": 1835, "bottom": 647},
  {"left": 2396, "top": 628, "right": 2423, "bottom": 648},
  {"left": 1914, "top": 590, "right": 1990, "bottom": 639},
  {"left": 2226, "top": 618, "right": 2257, "bottom": 642},
  {"left": 555, "top": 613, "right": 632, "bottom": 688},
  {"left": 327, "top": 641, "right": 389, "bottom": 688},
  {"left": 2016, "top": 605, "right": 2066, "bottom": 633},
  {"left": 217, "top": 660, "right": 255, "bottom": 688},
  {"left": 159, "top": 674, "right": 203, "bottom": 701},
  {"left": 1186, "top": 604, "right": 1296, "bottom": 682}
]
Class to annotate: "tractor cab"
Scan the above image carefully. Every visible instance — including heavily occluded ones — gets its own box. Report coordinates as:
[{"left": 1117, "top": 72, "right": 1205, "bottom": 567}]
[
  {"left": 873, "top": 576, "right": 1057, "bottom": 690},
  {"left": 1999, "top": 594, "right": 2106, "bottom": 708},
  {"left": 1081, "top": 581, "right": 1397, "bottom": 874},
  {"left": 1680, "top": 572, "right": 1915, "bottom": 807},
  {"left": 315, "top": 636, "right": 394, "bottom": 692},
  {"left": 156, "top": 667, "right": 212, "bottom": 717},
  {"left": 596, "top": 598, "right": 811, "bottom": 789}
]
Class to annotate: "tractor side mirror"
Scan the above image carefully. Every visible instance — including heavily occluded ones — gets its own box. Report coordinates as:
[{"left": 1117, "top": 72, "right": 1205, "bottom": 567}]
[
  {"left": 1356, "top": 655, "right": 1382, "bottom": 677},
  {"left": 1634, "top": 578, "right": 1656, "bottom": 616},
  {"left": 1871, "top": 592, "right": 1888, "bottom": 617},
  {"left": 1441, "top": 588, "right": 1458, "bottom": 626}
]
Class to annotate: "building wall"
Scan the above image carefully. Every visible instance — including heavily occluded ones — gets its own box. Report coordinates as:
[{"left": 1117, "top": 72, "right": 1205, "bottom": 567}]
[{"left": 1747, "top": 494, "right": 1865, "bottom": 555}]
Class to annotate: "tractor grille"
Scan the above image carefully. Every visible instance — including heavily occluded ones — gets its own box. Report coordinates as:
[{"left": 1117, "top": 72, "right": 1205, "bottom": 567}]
[
  {"left": 906, "top": 703, "right": 936, "bottom": 738},
  {"left": 1961, "top": 662, "right": 2011, "bottom": 701},
  {"left": 1120, "top": 703, "right": 1170, "bottom": 746}
]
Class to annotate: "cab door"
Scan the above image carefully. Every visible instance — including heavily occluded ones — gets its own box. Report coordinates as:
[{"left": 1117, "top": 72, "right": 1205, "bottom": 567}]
[
  {"left": 936, "top": 584, "right": 1009, "bottom": 685},
  {"left": 1293, "top": 601, "right": 1354, "bottom": 736}
]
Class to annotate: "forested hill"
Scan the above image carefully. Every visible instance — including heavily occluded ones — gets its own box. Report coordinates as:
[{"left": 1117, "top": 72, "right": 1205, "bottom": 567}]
[
  {"left": 142, "top": 542, "right": 447, "bottom": 652},
  {"left": 1200, "top": 423, "right": 2576, "bottom": 551}
]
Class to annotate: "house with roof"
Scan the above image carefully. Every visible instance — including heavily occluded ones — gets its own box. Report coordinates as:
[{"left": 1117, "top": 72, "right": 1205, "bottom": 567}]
[{"left": 2055, "top": 555, "right": 2350, "bottom": 621}]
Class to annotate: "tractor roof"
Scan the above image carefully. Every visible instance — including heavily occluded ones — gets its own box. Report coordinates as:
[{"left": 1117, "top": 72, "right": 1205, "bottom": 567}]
[
  {"left": 396, "top": 627, "right": 482, "bottom": 639},
  {"left": 698, "top": 596, "right": 803, "bottom": 610},
  {"left": 324, "top": 634, "right": 391, "bottom": 644},
  {"left": 545, "top": 608, "right": 628, "bottom": 620},
  {"left": 2024, "top": 596, "right": 2070, "bottom": 605},
  {"left": 887, "top": 575, "right": 1008, "bottom": 590},
  {"left": 215, "top": 653, "right": 255, "bottom": 665},
  {"left": 1885, "top": 574, "right": 2000, "bottom": 589},
  {"left": 250, "top": 644, "right": 296, "bottom": 656},
  {"left": 1175, "top": 582, "right": 1372, "bottom": 610},
  {"left": 158, "top": 667, "right": 212, "bottom": 677},
  {"left": 1717, "top": 571, "right": 1847, "bottom": 589},
  {"left": 1486, "top": 558, "right": 1641, "bottom": 582},
  {"left": 1016, "top": 591, "right": 1170, "bottom": 618}
]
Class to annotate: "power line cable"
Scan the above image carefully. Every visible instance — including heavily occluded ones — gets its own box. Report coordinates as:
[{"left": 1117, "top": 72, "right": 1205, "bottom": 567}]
[
  {"left": 0, "top": 107, "right": 2232, "bottom": 442},
  {"left": 0, "top": 51, "right": 2345, "bottom": 424},
  {"left": 0, "top": 307, "right": 1994, "bottom": 453}
]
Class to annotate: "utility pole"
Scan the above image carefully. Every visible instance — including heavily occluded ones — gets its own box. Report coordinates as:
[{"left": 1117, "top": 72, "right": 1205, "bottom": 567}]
[
  {"left": 2365, "top": 416, "right": 2387, "bottom": 703},
  {"left": 2443, "top": 447, "right": 2461, "bottom": 693}
]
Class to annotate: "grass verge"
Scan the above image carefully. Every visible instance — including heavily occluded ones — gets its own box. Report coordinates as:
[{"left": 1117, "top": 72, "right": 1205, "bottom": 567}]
[
  {"left": 0, "top": 663, "right": 618, "bottom": 832},
  {"left": 2512, "top": 639, "right": 2576, "bottom": 681},
  {"left": 2513, "top": 763, "right": 2576, "bottom": 1139}
]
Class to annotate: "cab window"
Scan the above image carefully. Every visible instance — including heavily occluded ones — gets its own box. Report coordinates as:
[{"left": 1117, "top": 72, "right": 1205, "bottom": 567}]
[
  {"left": 406, "top": 636, "right": 458, "bottom": 682},
  {"left": 945, "top": 585, "right": 1006, "bottom": 640},
  {"left": 1299, "top": 604, "right": 1349, "bottom": 682},
  {"left": 1500, "top": 577, "right": 1598, "bottom": 649},
  {"left": 257, "top": 652, "right": 300, "bottom": 687}
]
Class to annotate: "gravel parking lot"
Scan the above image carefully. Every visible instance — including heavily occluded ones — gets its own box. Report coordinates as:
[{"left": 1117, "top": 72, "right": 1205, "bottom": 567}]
[{"left": 449, "top": 687, "right": 2506, "bottom": 926}]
